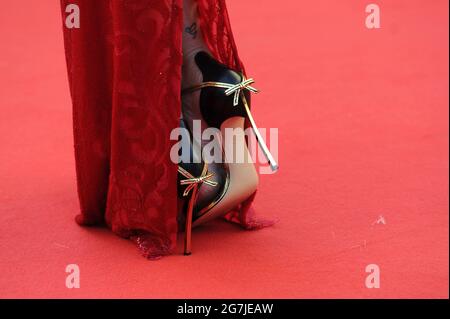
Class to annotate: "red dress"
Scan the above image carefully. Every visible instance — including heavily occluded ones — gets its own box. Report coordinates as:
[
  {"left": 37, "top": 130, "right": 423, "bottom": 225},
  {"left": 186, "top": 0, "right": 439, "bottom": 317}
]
[{"left": 61, "top": 0, "right": 271, "bottom": 259}]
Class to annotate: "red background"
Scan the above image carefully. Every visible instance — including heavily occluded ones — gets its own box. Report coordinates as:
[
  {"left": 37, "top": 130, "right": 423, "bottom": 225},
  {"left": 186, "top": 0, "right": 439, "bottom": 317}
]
[{"left": 0, "top": 0, "right": 448, "bottom": 298}]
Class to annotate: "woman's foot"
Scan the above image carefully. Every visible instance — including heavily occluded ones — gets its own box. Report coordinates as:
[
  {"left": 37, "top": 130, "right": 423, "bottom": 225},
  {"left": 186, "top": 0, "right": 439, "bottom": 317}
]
[{"left": 180, "top": 0, "right": 260, "bottom": 228}]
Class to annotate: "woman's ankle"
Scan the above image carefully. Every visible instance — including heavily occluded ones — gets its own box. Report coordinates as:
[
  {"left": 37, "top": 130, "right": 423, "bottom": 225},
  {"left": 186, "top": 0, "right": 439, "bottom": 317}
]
[{"left": 182, "top": 0, "right": 209, "bottom": 64}]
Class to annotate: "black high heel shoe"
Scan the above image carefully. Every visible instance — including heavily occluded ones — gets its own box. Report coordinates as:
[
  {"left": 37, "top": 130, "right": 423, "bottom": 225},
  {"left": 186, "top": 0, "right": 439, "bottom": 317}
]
[{"left": 179, "top": 52, "right": 278, "bottom": 254}]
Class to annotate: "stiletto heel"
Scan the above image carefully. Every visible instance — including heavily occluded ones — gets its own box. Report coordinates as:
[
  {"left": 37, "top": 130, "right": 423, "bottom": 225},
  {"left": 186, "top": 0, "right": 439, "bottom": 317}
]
[
  {"left": 183, "top": 185, "right": 194, "bottom": 255},
  {"left": 240, "top": 92, "right": 279, "bottom": 171},
  {"left": 178, "top": 163, "right": 218, "bottom": 255},
  {"left": 180, "top": 165, "right": 197, "bottom": 255},
  {"left": 177, "top": 118, "right": 223, "bottom": 254}
]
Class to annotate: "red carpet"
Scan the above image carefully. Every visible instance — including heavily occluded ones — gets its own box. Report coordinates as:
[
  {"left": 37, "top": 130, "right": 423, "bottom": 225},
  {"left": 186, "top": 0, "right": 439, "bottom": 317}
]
[{"left": 0, "top": 0, "right": 448, "bottom": 298}]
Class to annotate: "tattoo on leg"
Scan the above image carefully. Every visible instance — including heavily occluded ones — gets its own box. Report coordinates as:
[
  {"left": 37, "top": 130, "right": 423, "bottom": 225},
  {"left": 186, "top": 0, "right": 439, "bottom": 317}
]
[{"left": 185, "top": 23, "right": 198, "bottom": 39}]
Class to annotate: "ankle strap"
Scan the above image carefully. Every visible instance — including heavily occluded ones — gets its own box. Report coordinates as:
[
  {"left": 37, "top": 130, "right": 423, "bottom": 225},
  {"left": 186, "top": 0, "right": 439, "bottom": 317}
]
[{"left": 182, "top": 77, "right": 259, "bottom": 106}]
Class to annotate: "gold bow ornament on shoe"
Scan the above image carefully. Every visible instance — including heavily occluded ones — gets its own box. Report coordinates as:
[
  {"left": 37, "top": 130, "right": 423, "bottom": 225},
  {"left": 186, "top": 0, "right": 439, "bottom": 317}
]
[
  {"left": 178, "top": 163, "right": 218, "bottom": 197},
  {"left": 183, "top": 76, "right": 260, "bottom": 107},
  {"left": 224, "top": 77, "right": 259, "bottom": 106}
]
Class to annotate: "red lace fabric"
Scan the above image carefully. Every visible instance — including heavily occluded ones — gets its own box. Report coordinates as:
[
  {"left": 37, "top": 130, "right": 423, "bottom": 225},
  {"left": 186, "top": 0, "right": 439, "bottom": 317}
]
[
  {"left": 61, "top": 0, "right": 271, "bottom": 260},
  {"left": 197, "top": 0, "right": 245, "bottom": 73}
]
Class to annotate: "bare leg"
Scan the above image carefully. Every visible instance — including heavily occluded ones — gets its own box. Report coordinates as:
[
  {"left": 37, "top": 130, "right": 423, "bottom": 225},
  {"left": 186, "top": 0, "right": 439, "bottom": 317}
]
[
  {"left": 182, "top": 0, "right": 211, "bottom": 91},
  {"left": 181, "top": 0, "right": 210, "bottom": 140},
  {"left": 182, "top": 0, "right": 209, "bottom": 58}
]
